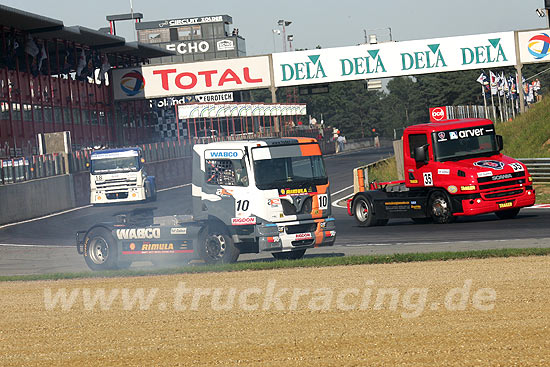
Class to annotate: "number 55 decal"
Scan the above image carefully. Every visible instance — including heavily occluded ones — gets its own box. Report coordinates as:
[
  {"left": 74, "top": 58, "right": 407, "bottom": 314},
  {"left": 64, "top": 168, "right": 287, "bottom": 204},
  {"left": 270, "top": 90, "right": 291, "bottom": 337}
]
[{"left": 423, "top": 172, "right": 433, "bottom": 186}]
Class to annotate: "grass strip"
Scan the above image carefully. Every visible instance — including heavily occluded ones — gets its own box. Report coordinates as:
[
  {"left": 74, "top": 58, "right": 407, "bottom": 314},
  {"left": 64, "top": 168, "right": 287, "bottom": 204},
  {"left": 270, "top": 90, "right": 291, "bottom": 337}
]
[{"left": 1, "top": 247, "right": 549, "bottom": 282}]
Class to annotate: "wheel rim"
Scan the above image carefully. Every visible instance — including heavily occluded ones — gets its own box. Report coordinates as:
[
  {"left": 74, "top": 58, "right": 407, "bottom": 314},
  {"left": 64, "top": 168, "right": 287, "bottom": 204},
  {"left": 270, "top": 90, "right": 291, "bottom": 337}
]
[
  {"left": 89, "top": 237, "right": 109, "bottom": 265},
  {"left": 205, "top": 234, "right": 226, "bottom": 260},
  {"left": 355, "top": 199, "right": 369, "bottom": 222},
  {"left": 431, "top": 195, "right": 450, "bottom": 218}
]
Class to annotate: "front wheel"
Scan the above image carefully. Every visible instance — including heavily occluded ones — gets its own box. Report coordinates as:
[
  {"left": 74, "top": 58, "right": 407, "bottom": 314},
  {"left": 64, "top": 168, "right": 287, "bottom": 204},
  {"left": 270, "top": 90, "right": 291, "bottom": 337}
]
[
  {"left": 495, "top": 208, "right": 520, "bottom": 219},
  {"left": 198, "top": 227, "right": 240, "bottom": 264},
  {"left": 272, "top": 249, "right": 306, "bottom": 260},
  {"left": 428, "top": 191, "right": 455, "bottom": 224},
  {"left": 352, "top": 195, "right": 376, "bottom": 227},
  {"left": 84, "top": 227, "right": 119, "bottom": 271}
]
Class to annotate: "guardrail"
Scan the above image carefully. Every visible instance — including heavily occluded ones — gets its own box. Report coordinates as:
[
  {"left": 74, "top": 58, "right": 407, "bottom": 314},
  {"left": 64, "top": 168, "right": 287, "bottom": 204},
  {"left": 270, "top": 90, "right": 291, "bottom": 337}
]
[{"left": 519, "top": 158, "right": 550, "bottom": 184}]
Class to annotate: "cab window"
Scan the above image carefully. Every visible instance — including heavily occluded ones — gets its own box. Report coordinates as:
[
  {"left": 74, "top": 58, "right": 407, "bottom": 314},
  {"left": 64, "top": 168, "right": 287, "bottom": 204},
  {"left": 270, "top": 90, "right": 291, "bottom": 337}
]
[
  {"left": 408, "top": 134, "right": 428, "bottom": 159},
  {"left": 205, "top": 159, "right": 248, "bottom": 186}
]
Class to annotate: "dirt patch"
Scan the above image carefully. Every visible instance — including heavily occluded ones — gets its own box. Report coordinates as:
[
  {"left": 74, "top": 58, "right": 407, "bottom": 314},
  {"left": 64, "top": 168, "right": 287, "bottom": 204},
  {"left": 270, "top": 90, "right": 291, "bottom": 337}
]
[{"left": 0, "top": 256, "right": 549, "bottom": 366}]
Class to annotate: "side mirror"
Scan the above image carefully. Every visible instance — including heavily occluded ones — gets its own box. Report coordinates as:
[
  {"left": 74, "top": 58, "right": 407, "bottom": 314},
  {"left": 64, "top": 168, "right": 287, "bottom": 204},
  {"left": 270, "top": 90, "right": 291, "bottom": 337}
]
[
  {"left": 496, "top": 135, "right": 504, "bottom": 151},
  {"left": 414, "top": 144, "right": 429, "bottom": 163}
]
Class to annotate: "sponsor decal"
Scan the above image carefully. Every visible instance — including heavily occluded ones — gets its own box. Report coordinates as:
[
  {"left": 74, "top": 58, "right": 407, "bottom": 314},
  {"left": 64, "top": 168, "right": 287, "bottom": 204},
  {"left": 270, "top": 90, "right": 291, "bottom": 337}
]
[
  {"left": 217, "top": 40, "right": 235, "bottom": 51},
  {"left": 527, "top": 33, "right": 550, "bottom": 60},
  {"left": 166, "top": 41, "right": 210, "bottom": 54},
  {"left": 279, "top": 187, "right": 316, "bottom": 196},
  {"left": 116, "top": 228, "right": 161, "bottom": 240},
  {"left": 120, "top": 70, "right": 146, "bottom": 97},
  {"left": 409, "top": 179, "right": 418, "bottom": 184},
  {"left": 498, "top": 201, "right": 513, "bottom": 209},
  {"left": 268, "top": 198, "right": 281, "bottom": 207},
  {"left": 461, "top": 38, "right": 508, "bottom": 65},
  {"left": 385, "top": 201, "right": 411, "bottom": 205},
  {"left": 206, "top": 150, "right": 242, "bottom": 159},
  {"left": 411, "top": 205, "right": 422, "bottom": 210},
  {"left": 477, "top": 171, "right": 493, "bottom": 178},
  {"left": 457, "top": 128, "right": 485, "bottom": 138},
  {"left": 195, "top": 92, "right": 233, "bottom": 103},
  {"left": 295, "top": 233, "right": 313, "bottom": 240},
  {"left": 438, "top": 168, "right": 450, "bottom": 175},
  {"left": 430, "top": 107, "right": 447, "bottom": 122},
  {"left": 129, "top": 242, "right": 136, "bottom": 251},
  {"left": 447, "top": 185, "right": 458, "bottom": 194},
  {"left": 281, "top": 54, "right": 327, "bottom": 82},
  {"left": 492, "top": 173, "right": 513, "bottom": 181},
  {"left": 157, "top": 16, "right": 224, "bottom": 27},
  {"left": 402, "top": 43, "right": 447, "bottom": 71},
  {"left": 91, "top": 150, "right": 139, "bottom": 160},
  {"left": 474, "top": 160, "right": 505, "bottom": 170},
  {"left": 460, "top": 185, "right": 476, "bottom": 191},
  {"left": 141, "top": 243, "right": 174, "bottom": 251},
  {"left": 509, "top": 162, "right": 524, "bottom": 172},
  {"left": 340, "top": 49, "right": 387, "bottom": 76},
  {"left": 231, "top": 217, "right": 257, "bottom": 226},
  {"left": 437, "top": 131, "right": 447, "bottom": 141},
  {"left": 170, "top": 228, "right": 187, "bottom": 235},
  {"left": 216, "top": 188, "right": 233, "bottom": 197},
  {"left": 449, "top": 131, "right": 459, "bottom": 140}
]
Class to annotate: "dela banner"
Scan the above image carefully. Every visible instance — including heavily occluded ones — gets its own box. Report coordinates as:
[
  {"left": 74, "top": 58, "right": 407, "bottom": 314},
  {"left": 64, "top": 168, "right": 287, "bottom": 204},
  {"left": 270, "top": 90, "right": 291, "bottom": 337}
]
[{"left": 272, "top": 32, "right": 516, "bottom": 87}]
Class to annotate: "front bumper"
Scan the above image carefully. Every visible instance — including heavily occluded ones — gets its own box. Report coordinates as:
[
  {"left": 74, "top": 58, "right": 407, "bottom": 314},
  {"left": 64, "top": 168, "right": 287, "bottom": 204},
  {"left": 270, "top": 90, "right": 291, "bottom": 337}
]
[
  {"left": 258, "top": 217, "right": 336, "bottom": 252},
  {"left": 91, "top": 188, "right": 146, "bottom": 204},
  {"left": 456, "top": 187, "right": 535, "bottom": 216}
]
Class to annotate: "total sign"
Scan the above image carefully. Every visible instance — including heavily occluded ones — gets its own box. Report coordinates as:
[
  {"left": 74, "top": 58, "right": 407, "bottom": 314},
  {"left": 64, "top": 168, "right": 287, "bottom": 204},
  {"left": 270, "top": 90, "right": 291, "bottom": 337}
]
[
  {"left": 518, "top": 29, "right": 550, "bottom": 64},
  {"left": 272, "top": 32, "right": 515, "bottom": 87},
  {"left": 429, "top": 106, "right": 448, "bottom": 122},
  {"left": 112, "top": 56, "right": 271, "bottom": 100}
]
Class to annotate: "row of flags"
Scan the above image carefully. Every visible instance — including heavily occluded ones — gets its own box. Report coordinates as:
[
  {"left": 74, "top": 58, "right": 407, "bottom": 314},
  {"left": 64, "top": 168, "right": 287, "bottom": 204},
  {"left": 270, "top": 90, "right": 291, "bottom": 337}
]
[{"left": 476, "top": 71, "right": 519, "bottom": 98}]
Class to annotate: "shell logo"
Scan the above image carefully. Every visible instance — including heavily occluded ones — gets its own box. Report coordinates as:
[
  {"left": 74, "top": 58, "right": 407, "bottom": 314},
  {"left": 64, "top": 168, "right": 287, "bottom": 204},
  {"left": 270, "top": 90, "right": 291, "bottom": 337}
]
[{"left": 129, "top": 242, "right": 136, "bottom": 251}]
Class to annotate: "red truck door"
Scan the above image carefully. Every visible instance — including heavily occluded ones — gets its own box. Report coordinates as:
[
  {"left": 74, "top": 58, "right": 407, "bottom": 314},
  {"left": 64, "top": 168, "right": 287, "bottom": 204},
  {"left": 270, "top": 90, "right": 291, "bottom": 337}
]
[{"left": 404, "top": 132, "right": 434, "bottom": 188}]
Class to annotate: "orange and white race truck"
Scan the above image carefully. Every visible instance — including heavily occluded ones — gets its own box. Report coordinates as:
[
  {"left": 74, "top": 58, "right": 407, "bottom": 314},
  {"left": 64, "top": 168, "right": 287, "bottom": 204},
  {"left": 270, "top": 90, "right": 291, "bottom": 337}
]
[{"left": 77, "top": 138, "right": 336, "bottom": 270}]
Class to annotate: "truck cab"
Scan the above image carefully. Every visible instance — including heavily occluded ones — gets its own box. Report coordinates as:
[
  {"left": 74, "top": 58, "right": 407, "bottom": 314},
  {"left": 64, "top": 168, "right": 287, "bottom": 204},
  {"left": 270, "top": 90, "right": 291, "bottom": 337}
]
[
  {"left": 192, "top": 137, "right": 336, "bottom": 261},
  {"left": 349, "top": 118, "right": 535, "bottom": 225},
  {"left": 90, "top": 148, "right": 156, "bottom": 205}
]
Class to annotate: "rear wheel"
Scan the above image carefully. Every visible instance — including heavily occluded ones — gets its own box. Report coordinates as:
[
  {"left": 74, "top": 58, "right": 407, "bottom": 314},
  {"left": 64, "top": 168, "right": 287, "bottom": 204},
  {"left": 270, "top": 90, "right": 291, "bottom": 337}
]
[
  {"left": 272, "top": 249, "right": 306, "bottom": 260},
  {"left": 495, "top": 208, "right": 520, "bottom": 219},
  {"left": 352, "top": 195, "right": 376, "bottom": 227},
  {"left": 84, "top": 227, "right": 119, "bottom": 271},
  {"left": 198, "top": 226, "right": 240, "bottom": 264},
  {"left": 428, "top": 191, "right": 455, "bottom": 224}
]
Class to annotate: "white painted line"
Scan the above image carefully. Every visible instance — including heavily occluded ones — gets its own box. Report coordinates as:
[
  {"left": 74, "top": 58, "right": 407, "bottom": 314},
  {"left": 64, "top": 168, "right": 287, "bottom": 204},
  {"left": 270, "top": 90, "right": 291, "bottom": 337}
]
[
  {"left": 0, "top": 243, "right": 69, "bottom": 248},
  {"left": 157, "top": 183, "right": 191, "bottom": 192},
  {"left": 330, "top": 185, "right": 354, "bottom": 209},
  {"left": 331, "top": 185, "right": 354, "bottom": 197},
  {"left": 0, "top": 205, "right": 93, "bottom": 230}
]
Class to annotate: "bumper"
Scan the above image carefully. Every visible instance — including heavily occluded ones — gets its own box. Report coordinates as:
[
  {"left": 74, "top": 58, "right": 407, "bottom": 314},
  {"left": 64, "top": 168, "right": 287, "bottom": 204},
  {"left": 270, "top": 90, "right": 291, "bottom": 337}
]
[
  {"left": 456, "top": 188, "right": 535, "bottom": 216},
  {"left": 91, "top": 188, "right": 146, "bottom": 204},
  {"left": 258, "top": 217, "right": 336, "bottom": 252}
]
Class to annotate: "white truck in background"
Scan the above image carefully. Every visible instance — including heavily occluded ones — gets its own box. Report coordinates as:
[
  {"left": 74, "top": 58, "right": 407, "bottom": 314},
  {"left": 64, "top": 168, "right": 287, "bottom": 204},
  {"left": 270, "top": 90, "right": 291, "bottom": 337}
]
[{"left": 90, "top": 148, "right": 157, "bottom": 205}]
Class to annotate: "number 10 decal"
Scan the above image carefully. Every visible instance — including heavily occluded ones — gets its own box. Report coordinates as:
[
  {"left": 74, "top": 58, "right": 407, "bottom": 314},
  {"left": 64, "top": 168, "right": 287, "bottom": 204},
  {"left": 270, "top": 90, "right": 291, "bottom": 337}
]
[
  {"left": 318, "top": 194, "right": 328, "bottom": 210},
  {"left": 237, "top": 199, "right": 250, "bottom": 212}
]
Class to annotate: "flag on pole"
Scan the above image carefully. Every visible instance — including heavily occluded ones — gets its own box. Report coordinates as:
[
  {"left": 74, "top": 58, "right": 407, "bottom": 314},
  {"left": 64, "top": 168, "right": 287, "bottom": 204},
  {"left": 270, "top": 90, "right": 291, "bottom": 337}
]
[
  {"left": 489, "top": 71, "right": 498, "bottom": 95},
  {"left": 76, "top": 49, "right": 86, "bottom": 76},
  {"left": 24, "top": 35, "right": 39, "bottom": 57},
  {"left": 476, "top": 72, "right": 488, "bottom": 85},
  {"left": 38, "top": 44, "right": 47, "bottom": 71}
]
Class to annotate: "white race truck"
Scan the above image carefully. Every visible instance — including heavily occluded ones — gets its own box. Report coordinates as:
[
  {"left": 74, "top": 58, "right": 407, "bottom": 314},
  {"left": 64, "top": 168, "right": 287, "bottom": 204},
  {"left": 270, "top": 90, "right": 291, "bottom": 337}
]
[
  {"left": 77, "top": 137, "right": 336, "bottom": 270},
  {"left": 90, "top": 148, "right": 157, "bottom": 205}
]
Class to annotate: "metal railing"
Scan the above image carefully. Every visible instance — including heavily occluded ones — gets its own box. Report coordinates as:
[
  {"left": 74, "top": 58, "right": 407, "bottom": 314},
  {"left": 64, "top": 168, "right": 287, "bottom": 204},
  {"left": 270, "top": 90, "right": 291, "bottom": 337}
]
[{"left": 519, "top": 158, "right": 550, "bottom": 184}]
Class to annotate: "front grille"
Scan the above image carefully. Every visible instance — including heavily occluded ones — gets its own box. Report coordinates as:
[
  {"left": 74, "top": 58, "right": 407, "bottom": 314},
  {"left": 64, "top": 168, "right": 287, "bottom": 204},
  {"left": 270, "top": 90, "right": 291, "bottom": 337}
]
[
  {"left": 483, "top": 189, "right": 523, "bottom": 199},
  {"left": 96, "top": 178, "right": 137, "bottom": 190},
  {"left": 281, "top": 196, "right": 313, "bottom": 215},
  {"left": 479, "top": 179, "right": 525, "bottom": 191},
  {"left": 286, "top": 223, "right": 317, "bottom": 234},
  {"left": 291, "top": 239, "right": 315, "bottom": 247},
  {"left": 106, "top": 192, "right": 129, "bottom": 200}
]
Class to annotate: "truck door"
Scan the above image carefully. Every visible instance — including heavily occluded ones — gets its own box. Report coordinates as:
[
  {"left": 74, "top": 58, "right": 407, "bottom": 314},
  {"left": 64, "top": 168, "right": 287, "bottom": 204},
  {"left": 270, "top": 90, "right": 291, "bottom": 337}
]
[{"left": 405, "top": 132, "right": 433, "bottom": 187}]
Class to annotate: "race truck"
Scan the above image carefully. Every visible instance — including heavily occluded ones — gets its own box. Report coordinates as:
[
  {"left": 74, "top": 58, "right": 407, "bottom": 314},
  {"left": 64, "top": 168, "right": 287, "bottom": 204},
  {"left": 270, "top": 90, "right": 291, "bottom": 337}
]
[
  {"left": 347, "top": 118, "right": 536, "bottom": 226},
  {"left": 77, "top": 137, "right": 336, "bottom": 270},
  {"left": 90, "top": 147, "right": 157, "bottom": 204}
]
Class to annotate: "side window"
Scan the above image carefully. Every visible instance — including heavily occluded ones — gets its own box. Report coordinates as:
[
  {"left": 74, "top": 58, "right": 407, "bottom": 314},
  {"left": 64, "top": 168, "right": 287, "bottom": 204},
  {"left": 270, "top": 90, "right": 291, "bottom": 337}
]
[
  {"left": 205, "top": 159, "right": 248, "bottom": 186},
  {"left": 408, "top": 134, "right": 428, "bottom": 159}
]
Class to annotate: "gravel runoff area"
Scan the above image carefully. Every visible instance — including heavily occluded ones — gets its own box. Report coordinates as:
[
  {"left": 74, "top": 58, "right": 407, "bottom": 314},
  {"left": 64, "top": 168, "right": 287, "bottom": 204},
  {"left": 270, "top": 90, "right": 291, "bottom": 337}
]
[{"left": 0, "top": 256, "right": 549, "bottom": 366}]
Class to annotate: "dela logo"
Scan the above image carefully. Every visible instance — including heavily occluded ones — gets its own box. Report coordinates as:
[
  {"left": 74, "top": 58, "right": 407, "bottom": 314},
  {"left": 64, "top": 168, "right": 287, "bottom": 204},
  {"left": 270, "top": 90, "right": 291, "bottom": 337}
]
[
  {"left": 281, "top": 55, "right": 327, "bottom": 81},
  {"left": 120, "top": 70, "right": 146, "bottom": 97},
  {"left": 340, "top": 49, "right": 386, "bottom": 76},
  {"left": 461, "top": 38, "right": 508, "bottom": 65},
  {"left": 401, "top": 44, "right": 447, "bottom": 71}
]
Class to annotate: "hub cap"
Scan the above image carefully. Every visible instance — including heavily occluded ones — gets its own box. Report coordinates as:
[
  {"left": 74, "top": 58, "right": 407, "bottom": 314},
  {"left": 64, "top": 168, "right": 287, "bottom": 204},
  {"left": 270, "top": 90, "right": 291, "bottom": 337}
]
[{"left": 89, "top": 237, "right": 109, "bottom": 264}]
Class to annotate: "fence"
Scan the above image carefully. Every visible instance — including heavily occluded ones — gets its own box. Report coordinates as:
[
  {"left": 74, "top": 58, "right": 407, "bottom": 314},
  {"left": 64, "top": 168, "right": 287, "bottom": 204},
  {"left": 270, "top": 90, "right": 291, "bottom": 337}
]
[{"left": 519, "top": 158, "right": 550, "bottom": 184}]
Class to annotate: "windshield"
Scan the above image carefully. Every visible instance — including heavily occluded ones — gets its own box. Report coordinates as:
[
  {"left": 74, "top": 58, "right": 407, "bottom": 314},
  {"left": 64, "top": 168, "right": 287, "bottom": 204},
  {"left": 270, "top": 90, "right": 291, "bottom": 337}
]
[
  {"left": 254, "top": 155, "right": 327, "bottom": 190},
  {"left": 432, "top": 125, "right": 498, "bottom": 162},
  {"left": 91, "top": 156, "right": 140, "bottom": 174}
]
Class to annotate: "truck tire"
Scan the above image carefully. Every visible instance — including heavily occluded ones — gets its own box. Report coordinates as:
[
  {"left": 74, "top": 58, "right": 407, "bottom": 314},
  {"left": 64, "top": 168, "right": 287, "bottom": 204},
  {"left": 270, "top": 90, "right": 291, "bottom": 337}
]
[
  {"left": 495, "top": 208, "right": 520, "bottom": 220},
  {"left": 352, "top": 194, "right": 376, "bottom": 227},
  {"left": 428, "top": 191, "right": 455, "bottom": 224},
  {"left": 272, "top": 249, "right": 306, "bottom": 260},
  {"left": 145, "top": 180, "right": 157, "bottom": 202},
  {"left": 84, "top": 227, "right": 120, "bottom": 271},
  {"left": 198, "top": 226, "right": 240, "bottom": 264}
]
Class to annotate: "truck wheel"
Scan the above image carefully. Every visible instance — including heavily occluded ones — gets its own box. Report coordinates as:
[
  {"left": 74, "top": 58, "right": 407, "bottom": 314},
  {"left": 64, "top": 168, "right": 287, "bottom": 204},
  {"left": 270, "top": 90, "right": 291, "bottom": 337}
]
[
  {"left": 272, "top": 249, "right": 306, "bottom": 260},
  {"left": 428, "top": 192, "right": 455, "bottom": 224},
  {"left": 352, "top": 195, "right": 376, "bottom": 227},
  {"left": 150, "top": 183, "right": 157, "bottom": 202},
  {"left": 495, "top": 208, "right": 520, "bottom": 220},
  {"left": 84, "top": 227, "right": 119, "bottom": 271},
  {"left": 198, "top": 227, "right": 240, "bottom": 264}
]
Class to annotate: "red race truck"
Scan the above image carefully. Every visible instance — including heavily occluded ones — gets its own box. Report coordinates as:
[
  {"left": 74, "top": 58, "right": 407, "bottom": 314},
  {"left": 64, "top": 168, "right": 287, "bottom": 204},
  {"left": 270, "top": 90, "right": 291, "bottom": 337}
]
[{"left": 347, "top": 118, "right": 536, "bottom": 226}]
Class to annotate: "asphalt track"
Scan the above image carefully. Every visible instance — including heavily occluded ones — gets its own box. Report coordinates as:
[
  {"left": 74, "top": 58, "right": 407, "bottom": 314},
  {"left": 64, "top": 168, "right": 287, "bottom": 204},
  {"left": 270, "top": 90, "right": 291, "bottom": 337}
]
[{"left": 1, "top": 146, "right": 549, "bottom": 275}]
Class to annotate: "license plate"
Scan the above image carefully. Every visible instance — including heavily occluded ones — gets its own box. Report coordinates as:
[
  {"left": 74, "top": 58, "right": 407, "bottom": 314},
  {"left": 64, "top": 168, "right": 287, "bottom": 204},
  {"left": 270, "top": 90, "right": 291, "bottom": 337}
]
[{"left": 498, "top": 201, "right": 513, "bottom": 209}]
